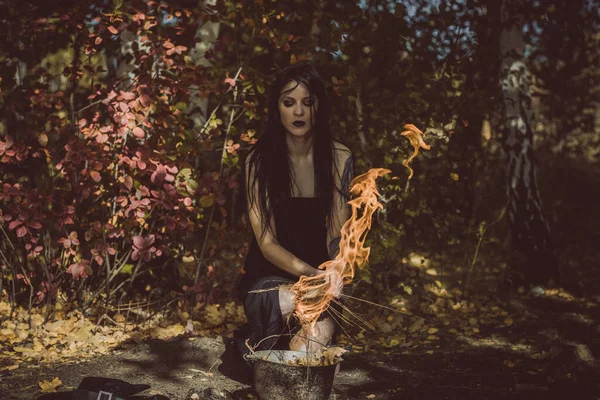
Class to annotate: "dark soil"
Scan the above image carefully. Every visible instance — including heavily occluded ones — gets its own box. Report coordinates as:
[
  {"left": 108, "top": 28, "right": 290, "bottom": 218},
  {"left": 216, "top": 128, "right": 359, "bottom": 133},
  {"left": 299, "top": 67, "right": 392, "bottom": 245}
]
[{"left": 2, "top": 290, "right": 599, "bottom": 400}]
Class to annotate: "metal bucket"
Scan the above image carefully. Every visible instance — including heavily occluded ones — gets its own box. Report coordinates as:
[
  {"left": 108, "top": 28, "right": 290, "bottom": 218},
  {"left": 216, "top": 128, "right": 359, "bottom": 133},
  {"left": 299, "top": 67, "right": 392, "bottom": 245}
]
[{"left": 249, "top": 350, "right": 338, "bottom": 400}]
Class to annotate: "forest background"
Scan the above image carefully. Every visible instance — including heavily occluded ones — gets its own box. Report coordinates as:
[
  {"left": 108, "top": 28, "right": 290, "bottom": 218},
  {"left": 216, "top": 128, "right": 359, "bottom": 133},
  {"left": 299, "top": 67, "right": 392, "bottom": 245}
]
[{"left": 0, "top": 0, "right": 599, "bottom": 384}]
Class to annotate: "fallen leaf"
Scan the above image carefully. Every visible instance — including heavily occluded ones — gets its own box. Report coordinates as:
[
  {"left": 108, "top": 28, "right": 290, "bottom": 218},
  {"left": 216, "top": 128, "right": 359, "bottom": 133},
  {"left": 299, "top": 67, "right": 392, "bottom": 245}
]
[
  {"left": 504, "top": 317, "right": 513, "bottom": 327},
  {"left": 39, "top": 377, "right": 62, "bottom": 393},
  {"left": 367, "top": 395, "right": 376, "bottom": 399},
  {"left": 408, "top": 319, "right": 424, "bottom": 332},
  {"left": 428, "top": 328, "right": 438, "bottom": 334}
]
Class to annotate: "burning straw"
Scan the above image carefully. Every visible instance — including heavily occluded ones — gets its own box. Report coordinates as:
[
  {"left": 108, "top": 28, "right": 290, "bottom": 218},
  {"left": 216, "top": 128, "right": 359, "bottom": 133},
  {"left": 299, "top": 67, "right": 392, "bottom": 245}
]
[{"left": 291, "top": 124, "right": 430, "bottom": 330}]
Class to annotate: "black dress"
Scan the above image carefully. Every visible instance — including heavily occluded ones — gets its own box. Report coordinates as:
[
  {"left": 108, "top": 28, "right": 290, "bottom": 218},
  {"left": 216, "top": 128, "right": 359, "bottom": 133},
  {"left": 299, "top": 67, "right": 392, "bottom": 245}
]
[{"left": 235, "top": 196, "right": 331, "bottom": 359}]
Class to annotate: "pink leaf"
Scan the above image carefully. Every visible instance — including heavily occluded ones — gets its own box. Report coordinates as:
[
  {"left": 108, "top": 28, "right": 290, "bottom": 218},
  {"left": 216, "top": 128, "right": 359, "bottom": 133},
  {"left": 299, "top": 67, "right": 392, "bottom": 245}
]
[
  {"left": 121, "top": 92, "right": 135, "bottom": 100},
  {"left": 95, "top": 37, "right": 102, "bottom": 45},
  {"left": 133, "top": 235, "right": 145, "bottom": 249},
  {"left": 132, "top": 127, "right": 145, "bottom": 138},
  {"left": 108, "top": 26, "right": 118, "bottom": 35},
  {"left": 27, "top": 221, "right": 42, "bottom": 229},
  {"left": 144, "top": 234, "right": 156, "bottom": 246},
  {"left": 97, "top": 133, "right": 109, "bottom": 143},
  {"left": 8, "top": 220, "right": 23, "bottom": 230},
  {"left": 16, "top": 226, "right": 28, "bottom": 238},
  {"left": 67, "top": 262, "right": 88, "bottom": 279}
]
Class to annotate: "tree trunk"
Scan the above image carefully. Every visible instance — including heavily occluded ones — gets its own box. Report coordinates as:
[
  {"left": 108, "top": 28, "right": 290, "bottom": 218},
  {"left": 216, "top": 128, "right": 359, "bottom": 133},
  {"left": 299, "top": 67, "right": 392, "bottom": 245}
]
[{"left": 499, "top": 0, "right": 559, "bottom": 285}]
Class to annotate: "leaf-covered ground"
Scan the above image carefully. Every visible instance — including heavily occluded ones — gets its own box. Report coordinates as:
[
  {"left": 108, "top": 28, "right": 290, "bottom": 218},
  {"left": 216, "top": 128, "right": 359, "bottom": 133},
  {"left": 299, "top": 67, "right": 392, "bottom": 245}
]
[{"left": 1, "top": 245, "right": 599, "bottom": 400}]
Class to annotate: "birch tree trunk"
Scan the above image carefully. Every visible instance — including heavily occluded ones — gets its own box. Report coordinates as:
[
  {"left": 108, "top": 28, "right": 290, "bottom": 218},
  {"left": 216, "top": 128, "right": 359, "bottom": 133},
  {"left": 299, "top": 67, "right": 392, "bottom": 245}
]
[{"left": 499, "top": 0, "right": 559, "bottom": 285}]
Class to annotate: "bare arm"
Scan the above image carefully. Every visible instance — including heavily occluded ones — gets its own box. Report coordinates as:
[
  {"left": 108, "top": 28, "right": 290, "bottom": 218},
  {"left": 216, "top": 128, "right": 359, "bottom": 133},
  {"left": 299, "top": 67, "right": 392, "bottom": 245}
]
[
  {"left": 327, "top": 147, "right": 353, "bottom": 259},
  {"left": 245, "top": 156, "right": 322, "bottom": 278}
]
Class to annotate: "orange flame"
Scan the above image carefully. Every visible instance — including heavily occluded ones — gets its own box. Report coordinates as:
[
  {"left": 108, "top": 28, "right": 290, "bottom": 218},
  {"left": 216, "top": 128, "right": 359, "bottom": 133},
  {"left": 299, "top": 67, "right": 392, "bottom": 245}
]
[
  {"left": 401, "top": 124, "right": 430, "bottom": 181},
  {"left": 291, "top": 168, "right": 391, "bottom": 328},
  {"left": 290, "top": 124, "right": 430, "bottom": 336}
]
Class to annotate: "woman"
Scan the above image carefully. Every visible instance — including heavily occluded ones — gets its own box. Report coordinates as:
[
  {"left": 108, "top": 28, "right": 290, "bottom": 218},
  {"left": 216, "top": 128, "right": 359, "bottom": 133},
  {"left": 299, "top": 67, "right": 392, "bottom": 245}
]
[{"left": 234, "top": 64, "right": 354, "bottom": 361}]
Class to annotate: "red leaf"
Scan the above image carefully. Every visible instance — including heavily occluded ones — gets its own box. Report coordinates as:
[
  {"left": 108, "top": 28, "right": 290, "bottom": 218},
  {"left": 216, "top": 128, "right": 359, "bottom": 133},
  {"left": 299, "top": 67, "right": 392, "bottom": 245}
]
[
  {"left": 89, "top": 170, "right": 101, "bottom": 182},
  {"left": 108, "top": 26, "right": 118, "bottom": 35},
  {"left": 95, "top": 37, "right": 103, "bottom": 45},
  {"left": 124, "top": 175, "right": 133, "bottom": 190},
  {"left": 140, "top": 95, "right": 151, "bottom": 107},
  {"left": 151, "top": 165, "right": 167, "bottom": 183}
]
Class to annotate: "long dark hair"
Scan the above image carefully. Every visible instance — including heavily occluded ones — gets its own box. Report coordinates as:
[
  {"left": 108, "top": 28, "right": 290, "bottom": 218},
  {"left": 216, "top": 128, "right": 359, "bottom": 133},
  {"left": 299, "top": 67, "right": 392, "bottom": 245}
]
[{"left": 245, "top": 64, "right": 343, "bottom": 239}]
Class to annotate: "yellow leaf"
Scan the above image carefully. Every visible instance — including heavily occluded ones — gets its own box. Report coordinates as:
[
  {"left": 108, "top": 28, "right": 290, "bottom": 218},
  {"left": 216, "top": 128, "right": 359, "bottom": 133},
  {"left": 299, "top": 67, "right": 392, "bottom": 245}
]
[
  {"left": 504, "top": 317, "right": 513, "bottom": 326},
  {"left": 428, "top": 328, "right": 438, "bottom": 334},
  {"left": 114, "top": 314, "right": 126, "bottom": 323},
  {"left": 408, "top": 318, "right": 424, "bottom": 332},
  {"left": 367, "top": 395, "right": 376, "bottom": 399},
  {"left": 182, "top": 255, "right": 195, "bottom": 263},
  {"left": 39, "top": 377, "right": 62, "bottom": 393},
  {"left": 468, "top": 318, "right": 478, "bottom": 326},
  {"left": 0, "top": 301, "right": 11, "bottom": 315},
  {"left": 450, "top": 173, "right": 459, "bottom": 181},
  {"left": 13, "top": 346, "right": 33, "bottom": 353},
  {"left": 426, "top": 350, "right": 434, "bottom": 354},
  {"left": 199, "top": 194, "right": 215, "bottom": 208},
  {"left": 425, "top": 268, "right": 438, "bottom": 276},
  {"left": 504, "top": 360, "right": 515, "bottom": 368}
]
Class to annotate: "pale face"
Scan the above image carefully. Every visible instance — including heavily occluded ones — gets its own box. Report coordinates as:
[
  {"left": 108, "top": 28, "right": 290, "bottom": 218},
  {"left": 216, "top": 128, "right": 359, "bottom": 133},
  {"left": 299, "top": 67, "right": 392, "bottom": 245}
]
[{"left": 278, "top": 81, "right": 318, "bottom": 138}]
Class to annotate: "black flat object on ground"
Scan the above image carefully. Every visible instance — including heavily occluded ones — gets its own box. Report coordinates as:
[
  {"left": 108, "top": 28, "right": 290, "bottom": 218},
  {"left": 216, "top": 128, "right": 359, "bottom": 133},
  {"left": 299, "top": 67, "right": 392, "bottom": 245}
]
[{"left": 36, "top": 376, "right": 168, "bottom": 400}]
